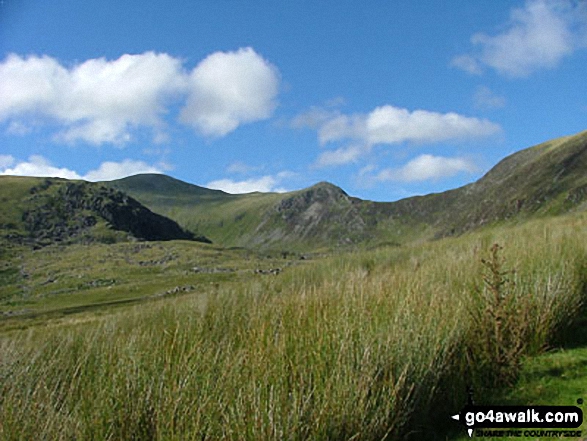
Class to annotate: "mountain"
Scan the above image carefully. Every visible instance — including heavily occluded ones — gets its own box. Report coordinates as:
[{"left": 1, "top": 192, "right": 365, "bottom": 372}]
[
  {"left": 2, "top": 130, "right": 586, "bottom": 251},
  {"left": 107, "top": 129, "right": 587, "bottom": 250},
  {"left": 348, "top": 129, "right": 587, "bottom": 240},
  {"left": 109, "top": 176, "right": 371, "bottom": 249},
  {"left": 109, "top": 174, "right": 287, "bottom": 246},
  {"left": 404, "top": 129, "right": 587, "bottom": 236},
  {"left": 0, "top": 177, "right": 208, "bottom": 248},
  {"left": 112, "top": 173, "right": 228, "bottom": 203}
]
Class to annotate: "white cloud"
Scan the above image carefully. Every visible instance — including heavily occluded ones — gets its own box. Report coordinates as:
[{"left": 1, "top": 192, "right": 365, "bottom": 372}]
[
  {"left": 0, "top": 155, "right": 83, "bottom": 180},
  {"left": 179, "top": 47, "right": 280, "bottom": 137},
  {"left": 0, "top": 54, "right": 66, "bottom": 120},
  {"left": 0, "top": 52, "right": 185, "bottom": 145},
  {"left": 374, "top": 155, "right": 477, "bottom": 183},
  {"left": 302, "top": 105, "right": 500, "bottom": 147},
  {"left": 314, "top": 145, "right": 365, "bottom": 168},
  {"left": 206, "top": 172, "right": 291, "bottom": 194},
  {"left": 83, "top": 159, "right": 163, "bottom": 181},
  {"left": 473, "top": 86, "right": 507, "bottom": 110},
  {"left": 0, "top": 156, "right": 163, "bottom": 181},
  {"left": 364, "top": 106, "right": 500, "bottom": 145},
  {"left": 453, "top": 0, "right": 587, "bottom": 77},
  {"left": 0, "top": 48, "right": 281, "bottom": 144},
  {"left": 294, "top": 103, "right": 500, "bottom": 168}
]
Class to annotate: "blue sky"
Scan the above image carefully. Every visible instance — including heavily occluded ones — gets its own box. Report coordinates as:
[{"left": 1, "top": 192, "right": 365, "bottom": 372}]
[{"left": 1, "top": 0, "right": 586, "bottom": 201}]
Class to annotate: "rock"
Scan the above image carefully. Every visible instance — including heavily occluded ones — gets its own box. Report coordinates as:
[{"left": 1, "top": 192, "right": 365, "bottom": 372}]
[{"left": 17, "top": 180, "right": 210, "bottom": 247}]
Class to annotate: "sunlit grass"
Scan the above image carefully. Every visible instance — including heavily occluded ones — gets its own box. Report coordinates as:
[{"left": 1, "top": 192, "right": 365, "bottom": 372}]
[{"left": 1, "top": 213, "right": 587, "bottom": 439}]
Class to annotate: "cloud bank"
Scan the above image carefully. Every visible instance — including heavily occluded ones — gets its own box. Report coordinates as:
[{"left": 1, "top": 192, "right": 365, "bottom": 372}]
[
  {"left": 453, "top": 0, "right": 587, "bottom": 77},
  {"left": 0, "top": 156, "right": 163, "bottom": 181},
  {"left": 373, "top": 154, "right": 477, "bottom": 183},
  {"left": 206, "top": 171, "right": 293, "bottom": 194},
  {"left": 0, "top": 48, "right": 280, "bottom": 144}
]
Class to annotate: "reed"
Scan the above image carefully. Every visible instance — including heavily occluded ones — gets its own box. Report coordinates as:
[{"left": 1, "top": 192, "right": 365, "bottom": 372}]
[{"left": 1, "top": 214, "right": 586, "bottom": 439}]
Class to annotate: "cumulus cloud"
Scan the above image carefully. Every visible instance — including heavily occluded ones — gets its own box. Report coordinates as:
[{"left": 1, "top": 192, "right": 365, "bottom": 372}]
[
  {"left": 299, "top": 105, "right": 500, "bottom": 147},
  {"left": 453, "top": 0, "right": 587, "bottom": 77},
  {"left": 372, "top": 155, "right": 477, "bottom": 183},
  {"left": 0, "top": 155, "right": 83, "bottom": 180},
  {"left": 179, "top": 47, "right": 280, "bottom": 137},
  {"left": 314, "top": 145, "right": 364, "bottom": 168},
  {"left": 0, "top": 156, "right": 163, "bottom": 181},
  {"left": 206, "top": 171, "right": 292, "bottom": 194},
  {"left": 365, "top": 106, "right": 500, "bottom": 145},
  {"left": 0, "top": 48, "right": 281, "bottom": 144},
  {"left": 296, "top": 104, "right": 500, "bottom": 167},
  {"left": 0, "top": 52, "right": 185, "bottom": 144}
]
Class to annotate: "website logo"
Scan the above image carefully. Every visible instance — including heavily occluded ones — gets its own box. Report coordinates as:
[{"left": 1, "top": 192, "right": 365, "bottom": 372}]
[{"left": 452, "top": 403, "right": 583, "bottom": 438}]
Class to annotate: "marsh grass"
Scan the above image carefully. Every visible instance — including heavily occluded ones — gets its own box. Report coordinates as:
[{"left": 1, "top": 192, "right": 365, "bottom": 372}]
[{"left": 1, "top": 214, "right": 587, "bottom": 439}]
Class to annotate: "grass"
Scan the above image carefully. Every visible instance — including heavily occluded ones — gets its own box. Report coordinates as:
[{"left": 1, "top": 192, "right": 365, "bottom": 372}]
[
  {"left": 1, "top": 212, "right": 587, "bottom": 439},
  {"left": 450, "top": 344, "right": 587, "bottom": 441},
  {"left": 0, "top": 240, "right": 301, "bottom": 331}
]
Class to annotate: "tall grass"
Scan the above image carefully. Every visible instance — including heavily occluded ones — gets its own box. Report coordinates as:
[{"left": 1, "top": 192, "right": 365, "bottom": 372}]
[{"left": 1, "top": 215, "right": 587, "bottom": 440}]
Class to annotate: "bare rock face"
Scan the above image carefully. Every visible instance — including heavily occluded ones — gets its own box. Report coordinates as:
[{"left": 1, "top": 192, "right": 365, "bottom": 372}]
[{"left": 252, "top": 182, "right": 368, "bottom": 247}]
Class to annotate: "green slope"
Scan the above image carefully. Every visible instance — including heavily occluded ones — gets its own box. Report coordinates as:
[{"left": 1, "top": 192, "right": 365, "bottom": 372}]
[
  {"left": 433, "top": 129, "right": 587, "bottom": 235},
  {"left": 109, "top": 172, "right": 426, "bottom": 249},
  {"left": 105, "top": 130, "right": 587, "bottom": 250},
  {"left": 358, "top": 130, "right": 587, "bottom": 236},
  {"left": 110, "top": 174, "right": 285, "bottom": 247}
]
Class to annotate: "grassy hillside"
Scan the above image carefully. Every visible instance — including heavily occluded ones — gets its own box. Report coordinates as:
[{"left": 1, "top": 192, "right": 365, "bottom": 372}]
[
  {"left": 111, "top": 174, "right": 286, "bottom": 247},
  {"left": 2, "top": 130, "right": 587, "bottom": 439},
  {"left": 2, "top": 211, "right": 587, "bottom": 439},
  {"left": 433, "top": 129, "right": 587, "bottom": 235},
  {"left": 0, "top": 240, "right": 301, "bottom": 328},
  {"left": 110, "top": 175, "right": 438, "bottom": 250},
  {"left": 358, "top": 129, "right": 587, "bottom": 239},
  {"left": 108, "top": 130, "right": 587, "bottom": 250}
]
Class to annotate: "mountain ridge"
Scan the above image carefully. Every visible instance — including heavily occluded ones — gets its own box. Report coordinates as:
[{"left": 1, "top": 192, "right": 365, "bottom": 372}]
[
  {"left": 1, "top": 129, "right": 586, "bottom": 251},
  {"left": 106, "top": 129, "right": 587, "bottom": 249}
]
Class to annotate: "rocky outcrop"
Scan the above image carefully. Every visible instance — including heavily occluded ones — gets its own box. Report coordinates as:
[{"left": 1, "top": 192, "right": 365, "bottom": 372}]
[
  {"left": 251, "top": 182, "right": 369, "bottom": 247},
  {"left": 20, "top": 180, "right": 210, "bottom": 246}
]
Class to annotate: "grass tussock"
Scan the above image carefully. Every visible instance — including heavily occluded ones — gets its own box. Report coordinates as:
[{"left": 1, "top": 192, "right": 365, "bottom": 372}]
[{"left": 1, "top": 215, "right": 587, "bottom": 440}]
